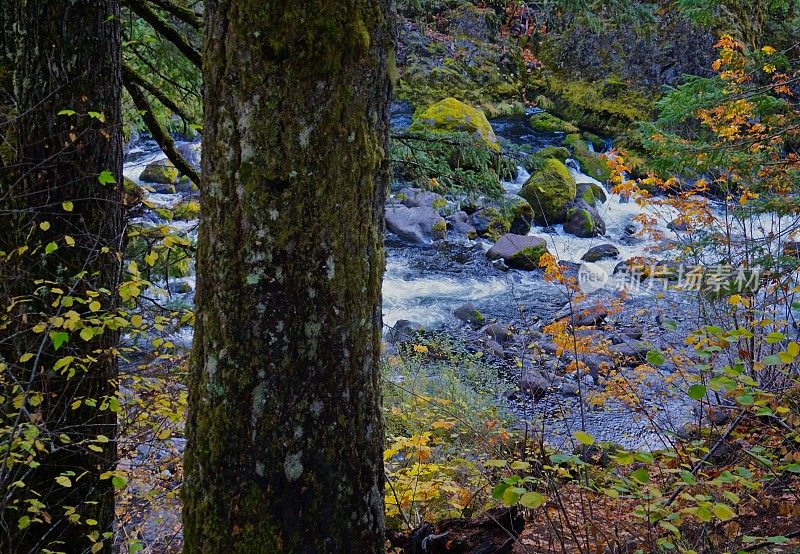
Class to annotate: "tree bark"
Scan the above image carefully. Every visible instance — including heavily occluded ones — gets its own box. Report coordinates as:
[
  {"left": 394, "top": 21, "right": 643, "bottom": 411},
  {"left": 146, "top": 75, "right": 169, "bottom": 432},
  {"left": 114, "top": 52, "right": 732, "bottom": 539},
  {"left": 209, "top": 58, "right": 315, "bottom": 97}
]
[
  {"left": 182, "top": 0, "right": 394, "bottom": 552},
  {"left": 0, "top": 2, "right": 123, "bottom": 552}
]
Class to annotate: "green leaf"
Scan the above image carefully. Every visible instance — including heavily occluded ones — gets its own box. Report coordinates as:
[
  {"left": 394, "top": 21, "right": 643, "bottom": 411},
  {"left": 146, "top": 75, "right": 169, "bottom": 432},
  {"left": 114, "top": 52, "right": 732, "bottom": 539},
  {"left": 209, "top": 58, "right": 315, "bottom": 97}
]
[
  {"left": 574, "top": 431, "right": 595, "bottom": 445},
  {"left": 765, "top": 331, "right": 786, "bottom": 344},
  {"left": 762, "top": 354, "right": 783, "bottom": 366},
  {"left": 79, "top": 327, "right": 94, "bottom": 341},
  {"left": 62, "top": 201, "right": 74, "bottom": 212},
  {"left": 661, "top": 319, "right": 678, "bottom": 331},
  {"left": 646, "top": 349, "right": 666, "bottom": 366},
  {"left": 55, "top": 476, "right": 72, "bottom": 488},
  {"left": 687, "top": 384, "right": 707, "bottom": 400},
  {"left": 57, "top": 109, "right": 76, "bottom": 116},
  {"left": 630, "top": 468, "right": 649, "bottom": 484},
  {"left": 712, "top": 503, "right": 736, "bottom": 521},
  {"left": 767, "top": 536, "right": 790, "bottom": 544},
  {"left": 111, "top": 475, "right": 127, "bottom": 490},
  {"left": 45, "top": 242, "right": 58, "bottom": 255},
  {"left": 49, "top": 331, "right": 69, "bottom": 351},
  {"left": 785, "top": 464, "right": 800, "bottom": 474},
  {"left": 492, "top": 482, "right": 509, "bottom": 500},
  {"left": 17, "top": 515, "right": 31, "bottom": 529},
  {"left": 98, "top": 170, "right": 116, "bottom": 186},
  {"left": 519, "top": 491, "right": 546, "bottom": 509},
  {"left": 501, "top": 486, "right": 520, "bottom": 506},
  {"left": 679, "top": 470, "right": 697, "bottom": 485},
  {"left": 736, "top": 394, "right": 754, "bottom": 406}
]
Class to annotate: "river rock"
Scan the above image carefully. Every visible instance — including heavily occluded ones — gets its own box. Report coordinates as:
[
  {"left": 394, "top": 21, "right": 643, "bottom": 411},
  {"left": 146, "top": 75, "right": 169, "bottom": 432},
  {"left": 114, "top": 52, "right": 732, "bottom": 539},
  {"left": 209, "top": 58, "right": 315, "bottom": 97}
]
[
  {"left": 563, "top": 199, "right": 605, "bottom": 238},
  {"left": 518, "top": 370, "right": 551, "bottom": 399},
  {"left": 609, "top": 341, "right": 649, "bottom": 361},
  {"left": 582, "top": 244, "right": 619, "bottom": 262},
  {"left": 386, "top": 205, "right": 446, "bottom": 245},
  {"left": 454, "top": 302, "right": 484, "bottom": 324},
  {"left": 470, "top": 208, "right": 507, "bottom": 238},
  {"left": 518, "top": 158, "right": 576, "bottom": 225},
  {"left": 484, "top": 323, "right": 513, "bottom": 343},
  {"left": 508, "top": 197, "right": 535, "bottom": 235},
  {"left": 486, "top": 234, "right": 548, "bottom": 271},
  {"left": 140, "top": 159, "right": 179, "bottom": 186},
  {"left": 485, "top": 339, "right": 505, "bottom": 358},
  {"left": 446, "top": 211, "right": 478, "bottom": 239},
  {"left": 386, "top": 320, "right": 425, "bottom": 344},
  {"left": 410, "top": 97, "right": 500, "bottom": 152},
  {"left": 397, "top": 187, "right": 446, "bottom": 210}
]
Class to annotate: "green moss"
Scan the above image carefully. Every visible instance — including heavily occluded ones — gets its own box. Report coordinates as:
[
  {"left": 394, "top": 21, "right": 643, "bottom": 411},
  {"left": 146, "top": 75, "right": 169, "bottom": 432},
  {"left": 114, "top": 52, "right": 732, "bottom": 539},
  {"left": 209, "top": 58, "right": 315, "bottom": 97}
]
[
  {"left": 518, "top": 158, "right": 577, "bottom": 225},
  {"left": 410, "top": 97, "right": 500, "bottom": 152},
  {"left": 527, "top": 76, "right": 654, "bottom": 135},
  {"left": 529, "top": 112, "right": 579, "bottom": 134},
  {"left": 579, "top": 186, "right": 596, "bottom": 206},
  {"left": 533, "top": 94, "right": 554, "bottom": 111},
  {"left": 582, "top": 132, "right": 605, "bottom": 151},
  {"left": 155, "top": 207, "right": 174, "bottom": 220},
  {"left": 140, "top": 159, "right": 179, "bottom": 184},
  {"left": 508, "top": 245, "right": 547, "bottom": 270},
  {"left": 536, "top": 146, "right": 569, "bottom": 162},
  {"left": 565, "top": 138, "right": 612, "bottom": 182},
  {"left": 173, "top": 200, "right": 201, "bottom": 220},
  {"left": 123, "top": 177, "right": 145, "bottom": 209}
]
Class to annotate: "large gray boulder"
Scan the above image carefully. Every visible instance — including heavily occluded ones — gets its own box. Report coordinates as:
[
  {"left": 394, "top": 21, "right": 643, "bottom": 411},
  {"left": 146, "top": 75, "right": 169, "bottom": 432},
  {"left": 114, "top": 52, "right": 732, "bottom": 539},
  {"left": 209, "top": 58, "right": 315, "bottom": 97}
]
[
  {"left": 386, "top": 205, "right": 446, "bottom": 245},
  {"left": 486, "top": 234, "right": 549, "bottom": 271},
  {"left": 397, "top": 187, "right": 446, "bottom": 210}
]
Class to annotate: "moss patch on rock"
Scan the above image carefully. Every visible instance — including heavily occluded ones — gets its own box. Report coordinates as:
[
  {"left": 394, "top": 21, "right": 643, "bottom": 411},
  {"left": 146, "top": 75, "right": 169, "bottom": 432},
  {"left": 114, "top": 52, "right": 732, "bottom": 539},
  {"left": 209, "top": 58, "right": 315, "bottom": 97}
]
[
  {"left": 518, "top": 158, "right": 577, "bottom": 225},
  {"left": 536, "top": 146, "right": 570, "bottom": 162},
  {"left": 140, "top": 159, "right": 179, "bottom": 184},
  {"left": 527, "top": 76, "right": 654, "bottom": 136},
  {"left": 411, "top": 98, "right": 500, "bottom": 152},
  {"left": 529, "top": 112, "right": 579, "bottom": 134}
]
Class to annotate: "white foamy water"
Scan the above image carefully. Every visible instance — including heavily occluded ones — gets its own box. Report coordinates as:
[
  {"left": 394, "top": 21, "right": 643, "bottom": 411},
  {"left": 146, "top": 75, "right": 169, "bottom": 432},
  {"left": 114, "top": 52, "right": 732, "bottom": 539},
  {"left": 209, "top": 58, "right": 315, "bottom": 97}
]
[{"left": 382, "top": 259, "right": 511, "bottom": 327}]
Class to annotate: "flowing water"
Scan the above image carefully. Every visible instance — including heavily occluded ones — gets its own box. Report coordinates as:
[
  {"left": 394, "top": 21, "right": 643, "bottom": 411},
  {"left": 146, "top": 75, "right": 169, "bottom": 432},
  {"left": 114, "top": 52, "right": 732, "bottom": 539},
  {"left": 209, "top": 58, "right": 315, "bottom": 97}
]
[{"left": 123, "top": 107, "right": 771, "bottom": 450}]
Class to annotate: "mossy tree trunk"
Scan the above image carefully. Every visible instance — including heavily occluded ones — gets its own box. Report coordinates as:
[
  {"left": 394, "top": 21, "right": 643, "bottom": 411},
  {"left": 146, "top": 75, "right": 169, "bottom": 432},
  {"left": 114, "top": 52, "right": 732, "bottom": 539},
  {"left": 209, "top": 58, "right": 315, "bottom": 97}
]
[
  {"left": 182, "top": 1, "right": 394, "bottom": 551},
  {"left": 0, "top": 2, "right": 123, "bottom": 552}
]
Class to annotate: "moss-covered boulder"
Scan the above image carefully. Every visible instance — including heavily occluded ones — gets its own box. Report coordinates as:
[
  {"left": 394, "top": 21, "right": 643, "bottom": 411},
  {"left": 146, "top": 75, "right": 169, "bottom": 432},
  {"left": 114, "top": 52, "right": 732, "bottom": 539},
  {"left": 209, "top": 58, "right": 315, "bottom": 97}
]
[
  {"left": 518, "top": 158, "right": 577, "bottom": 225},
  {"left": 140, "top": 159, "right": 179, "bottom": 185},
  {"left": 582, "top": 132, "right": 605, "bottom": 151},
  {"left": 529, "top": 112, "right": 579, "bottom": 134},
  {"left": 469, "top": 207, "right": 509, "bottom": 239},
  {"left": 577, "top": 183, "right": 607, "bottom": 207},
  {"left": 536, "top": 146, "right": 570, "bottom": 162},
  {"left": 411, "top": 98, "right": 500, "bottom": 152},
  {"left": 564, "top": 136, "right": 611, "bottom": 182},
  {"left": 486, "top": 234, "right": 549, "bottom": 271},
  {"left": 527, "top": 76, "right": 654, "bottom": 136},
  {"left": 563, "top": 199, "right": 605, "bottom": 238}
]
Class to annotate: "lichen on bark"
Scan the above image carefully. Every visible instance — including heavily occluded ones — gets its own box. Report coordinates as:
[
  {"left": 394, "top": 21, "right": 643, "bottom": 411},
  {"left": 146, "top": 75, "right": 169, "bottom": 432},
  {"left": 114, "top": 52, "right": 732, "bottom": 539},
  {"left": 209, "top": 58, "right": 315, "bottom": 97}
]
[{"left": 182, "top": 1, "right": 395, "bottom": 552}]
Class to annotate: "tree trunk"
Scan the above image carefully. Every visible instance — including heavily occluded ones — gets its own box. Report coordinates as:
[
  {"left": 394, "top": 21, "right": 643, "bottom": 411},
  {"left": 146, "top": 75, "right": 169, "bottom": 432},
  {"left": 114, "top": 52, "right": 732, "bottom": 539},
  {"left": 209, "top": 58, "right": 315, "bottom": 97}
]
[
  {"left": 182, "top": 1, "right": 394, "bottom": 552},
  {"left": 0, "top": 2, "right": 123, "bottom": 552}
]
